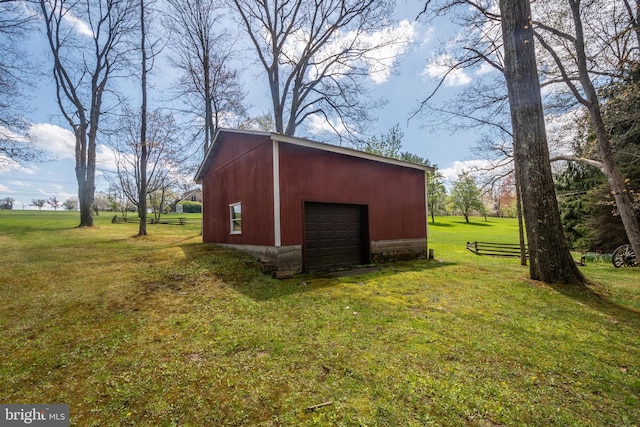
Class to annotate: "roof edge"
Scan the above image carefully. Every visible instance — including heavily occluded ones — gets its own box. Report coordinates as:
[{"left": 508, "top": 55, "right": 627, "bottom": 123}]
[
  {"left": 194, "top": 128, "right": 433, "bottom": 184},
  {"left": 270, "top": 133, "right": 433, "bottom": 172},
  {"left": 194, "top": 128, "right": 273, "bottom": 183}
]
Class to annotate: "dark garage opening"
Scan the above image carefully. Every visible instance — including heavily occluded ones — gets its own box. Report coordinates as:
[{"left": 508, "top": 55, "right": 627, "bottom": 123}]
[{"left": 303, "top": 202, "right": 369, "bottom": 272}]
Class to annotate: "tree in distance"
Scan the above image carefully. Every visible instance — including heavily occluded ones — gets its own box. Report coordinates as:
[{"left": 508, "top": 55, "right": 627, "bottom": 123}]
[
  {"left": 31, "top": 199, "right": 47, "bottom": 210},
  {"left": 450, "top": 172, "right": 483, "bottom": 223}
]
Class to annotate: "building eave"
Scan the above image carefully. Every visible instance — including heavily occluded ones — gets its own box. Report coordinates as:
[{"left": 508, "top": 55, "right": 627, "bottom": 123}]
[
  {"left": 194, "top": 128, "right": 272, "bottom": 184},
  {"left": 270, "top": 132, "right": 433, "bottom": 172},
  {"left": 194, "top": 128, "right": 433, "bottom": 184}
]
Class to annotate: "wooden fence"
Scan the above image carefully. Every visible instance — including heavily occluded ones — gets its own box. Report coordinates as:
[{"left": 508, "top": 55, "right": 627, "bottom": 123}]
[{"left": 466, "top": 241, "right": 528, "bottom": 258}]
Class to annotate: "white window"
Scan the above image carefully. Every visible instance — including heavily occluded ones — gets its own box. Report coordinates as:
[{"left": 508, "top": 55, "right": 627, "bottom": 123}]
[{"left": 230, "top": 202, "right": 242, "bottom": 234}]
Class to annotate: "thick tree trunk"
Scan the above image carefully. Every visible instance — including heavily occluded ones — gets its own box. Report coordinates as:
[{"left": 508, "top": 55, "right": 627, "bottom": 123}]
[
  {"left": 514, "top": 158, "right": 527, "bottom": 266},
  {"left": 76, "top": 124, "right": 94, "bottom": 227},
  {"left": 500, "top": 0, "right": 584, "bottom": 283}
]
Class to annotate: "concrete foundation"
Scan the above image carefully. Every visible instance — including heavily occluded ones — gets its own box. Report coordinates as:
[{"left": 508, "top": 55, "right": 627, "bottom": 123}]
[
  {"left": 215, "top": 238, "right": 427, "bottom": 277},
  {"left": 370, "top": 238, "right": 427, "bottom": 263},
  {"left": 214, "top": 244, "right": 303, "bottom": 275}
]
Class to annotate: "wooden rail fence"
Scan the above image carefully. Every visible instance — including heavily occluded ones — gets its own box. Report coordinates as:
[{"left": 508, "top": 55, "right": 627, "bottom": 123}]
[{"left": 466, "top": 241, "right": 528, "bottom": 258}]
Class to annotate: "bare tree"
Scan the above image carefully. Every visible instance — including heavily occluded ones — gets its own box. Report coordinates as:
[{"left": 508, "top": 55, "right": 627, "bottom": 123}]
[
  {"left": 237, "top": 112, "right": 275, "bottom": 132},
  {"left": 0, "top": 1, "right": 44, "bottom": 167},
  {"left": 229, "top": 0, "right": 411, "bottom": 142},
  {"left": 38, "top": 0, "right": 135, "bottom": 227},
  {"left": 136, "top": 0, "right": 163, "bottom": 235},
  {"left": 107, "top": 107, "right": 182, "bottom": 222},
  {"left": 139, "top": 0, "right": 149, "bottom": 235},
  {"left": 165, "top": 0, "right": 246, "bottom": 154}
]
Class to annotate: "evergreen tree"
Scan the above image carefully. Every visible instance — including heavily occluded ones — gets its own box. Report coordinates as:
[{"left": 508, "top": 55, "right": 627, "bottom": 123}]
[{"left": 556, "top": 71, "right": 640, "bottom": 252}]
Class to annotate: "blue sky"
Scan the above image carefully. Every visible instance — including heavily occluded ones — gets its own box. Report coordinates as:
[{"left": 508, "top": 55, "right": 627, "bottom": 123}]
[{"left": 0, "top": 0, "right": 486, "bottom": 210}]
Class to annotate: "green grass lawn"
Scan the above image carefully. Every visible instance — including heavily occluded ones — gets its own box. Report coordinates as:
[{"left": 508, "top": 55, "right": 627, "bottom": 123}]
[{"left": 1, "top": 211, "right": 638, "bottom": 426}]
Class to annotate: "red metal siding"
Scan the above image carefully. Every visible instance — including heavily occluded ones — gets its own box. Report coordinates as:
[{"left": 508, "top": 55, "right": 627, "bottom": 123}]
[
  {"left": 278, "top": 143, "right": 426, "bottom": 246},
  {"left": 201, "top": 134, "right": 274, "bottom": 246}
]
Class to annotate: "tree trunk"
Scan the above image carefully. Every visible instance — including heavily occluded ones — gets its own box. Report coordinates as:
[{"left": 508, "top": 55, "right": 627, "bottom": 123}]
[
  {"left": 568, "top": 0, "right": 640, "bottom": 261},
  {"left": 76, "top": 121, "right": 94, "bottom": 227},
  {"left": 269, "top": 65, "right": 284, "bottom": 133},
  {"left": 500, "top": 0, "right": 584, "bottom": 283},
  {"left": 138, "top": 0, "right": 148, "bottom": 236},
  {"left": 203, "top": 49, "right": 213, "bottom": 153},
  {"left": 514, "top": 159, "right": 527, "bottom": 266},
  {"left": 589, "top": 103, "right": 640, "bottom": 258}
]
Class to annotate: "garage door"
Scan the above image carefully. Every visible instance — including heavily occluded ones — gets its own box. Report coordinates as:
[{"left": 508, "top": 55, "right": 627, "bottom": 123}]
[{"left": 304, "top": 202, "right": 368, "bottom": 271}]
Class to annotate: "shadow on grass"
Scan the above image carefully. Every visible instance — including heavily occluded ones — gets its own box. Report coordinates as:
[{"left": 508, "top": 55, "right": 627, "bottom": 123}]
[
  {"left": 428, "top": 222, "right": 454, "bottom": 228},
  {"left": 0, "top": 226, "right": 77, "bottom": 236},
  {"left": 180, "top": 243, "right": 455, "bottom": 301},
  {"left": 453, "top": 221, "right": 492, "bottom": 226},
  {"left": 548, "top": 282, "right": 640, "bottom": 324}
]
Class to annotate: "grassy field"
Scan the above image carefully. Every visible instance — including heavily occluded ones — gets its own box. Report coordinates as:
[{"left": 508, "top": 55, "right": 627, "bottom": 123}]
[{"left": 0, "top": 211, "right": 639, "bottom": 426}]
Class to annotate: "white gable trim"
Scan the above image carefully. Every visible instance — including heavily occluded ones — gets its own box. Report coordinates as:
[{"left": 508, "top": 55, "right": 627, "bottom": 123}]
[
  {"left": 273, "top": 139, "right": 282, "bottom": 247},
  {"left": 270, "top": 133, "right": 431, "bottom": 172},
  {"left": 194, "top": 128, "right": 432, "bottom": 184}
]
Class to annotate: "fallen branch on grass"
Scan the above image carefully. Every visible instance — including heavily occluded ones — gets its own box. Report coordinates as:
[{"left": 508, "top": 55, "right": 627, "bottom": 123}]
[{"left": 305, "top": 401, "right": 333, "bottom": 412}]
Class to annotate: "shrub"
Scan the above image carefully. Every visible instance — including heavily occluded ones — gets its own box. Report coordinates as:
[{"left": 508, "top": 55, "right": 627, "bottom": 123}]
[{"left": 177, "top": 201, "right": 202, "bottom": 213}]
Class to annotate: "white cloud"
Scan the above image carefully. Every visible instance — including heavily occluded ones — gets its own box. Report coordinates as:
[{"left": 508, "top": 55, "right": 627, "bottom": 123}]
[
  {"left": 57, "top": 190, "right": 77, "bottom": 201},
  {"left": 46, "top": 1, "right": 94, "bottom": 37},
  {"left": 440, "top": 158, "right": 515, "bottom": 190},
  {"left": 96, "top": 144, "right": 118, "bottom": 172},
  {"left": 28, "top": 123, "right": 76, "bottom": 159},
  {"left": 306, "top": 114, "right": 351, "bottom": 136},
  {"left": 422, "top": 54, "right": 472, "bottom": 86},
  {"left": 0, "top": 125, "right": 26, "bottom": 143},
  {"left": 362, "top": 20, "right": 416, "bottom": 84},
  {"left": 545, "top": 110, "right": 581, "bottom": 158},
  {"left": 421, "top": 27, "right": 435, "bottom": 45},
  {"left": 0, "top": 153, "right": 39, "bottom": 174},
  {"left": 302, "top": 21, "right": 415, "bottom": 85},
  {"left": 440, "top": 160, "right": 488, "bottom": 182},
  {"left": 0, "top": 153, "right": 21, "bottom": 171},
  {"left": 27, "top": 123, "right": 120, "bottom": 171},
  {"left": 476, "top": 61, "right": 496, "bottom": 76},
  {"left": 0, "top": 183, "right": 14, "bottom": 194},
  {"left": 63, "top": 12, "right": 93, "bottom": 37}
]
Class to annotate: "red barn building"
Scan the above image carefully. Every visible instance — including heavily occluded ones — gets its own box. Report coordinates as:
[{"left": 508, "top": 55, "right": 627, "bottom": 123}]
[{"left": 195, "top": 129, "right": 430, "bottom": 274}]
